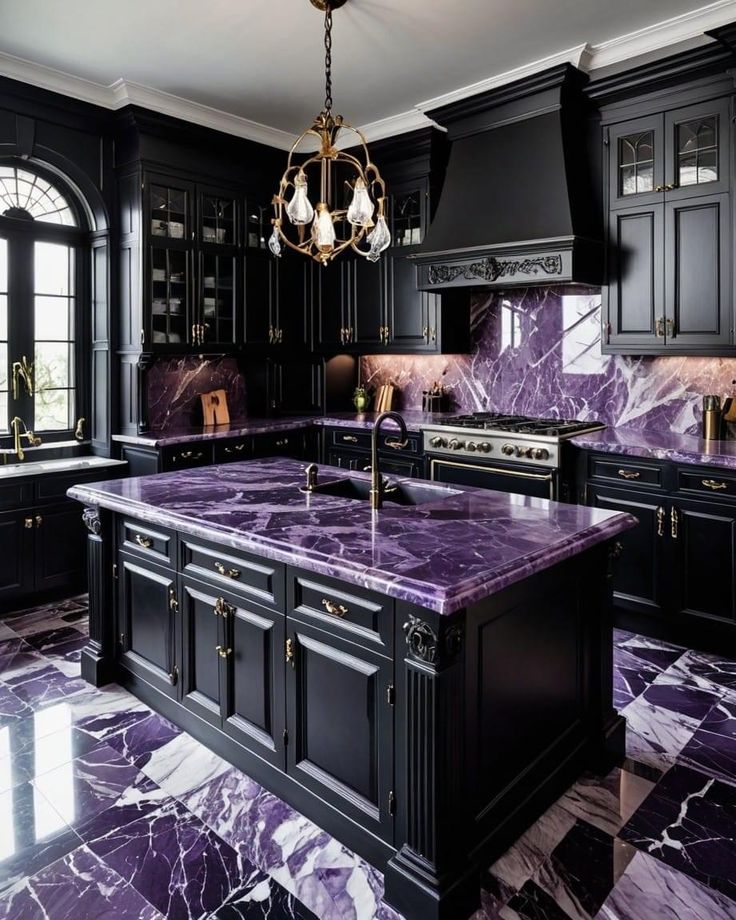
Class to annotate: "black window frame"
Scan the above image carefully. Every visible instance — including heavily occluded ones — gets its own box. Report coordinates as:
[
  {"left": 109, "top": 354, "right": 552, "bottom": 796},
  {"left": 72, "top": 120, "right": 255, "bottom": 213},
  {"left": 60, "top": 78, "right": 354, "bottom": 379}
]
[{"left": 0, "top": 160, "right": 90, "bottom": 447}]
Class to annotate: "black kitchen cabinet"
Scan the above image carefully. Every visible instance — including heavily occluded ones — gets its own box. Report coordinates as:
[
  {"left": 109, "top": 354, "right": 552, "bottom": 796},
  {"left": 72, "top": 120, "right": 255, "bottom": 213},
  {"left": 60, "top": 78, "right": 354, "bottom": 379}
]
[
  {"left": 285, "top": 615, "right": 394, "bottom": 842},
  {"left": 181, "top": 579, "right": 225, "bottom": 727},
  {"left": 118, "top": 553, "right": 180, "bottom": 699},
  {"left": 602, "top": 95, "right": 734, "bottom": 354},
  {"left": 322, "top": 426, "right": 424, "bottom": 479},
  {"left": 582, "top": 451, "right": 736, "bottom": 653},
  {"left": 34, "top": 503, "right": 89, "bottom": 594},
  {"left": 271, "top": 361, "right": 323, "bottom": 416},
  {"left": 0, "top": 510, "right": 34, "bottom": 605}
]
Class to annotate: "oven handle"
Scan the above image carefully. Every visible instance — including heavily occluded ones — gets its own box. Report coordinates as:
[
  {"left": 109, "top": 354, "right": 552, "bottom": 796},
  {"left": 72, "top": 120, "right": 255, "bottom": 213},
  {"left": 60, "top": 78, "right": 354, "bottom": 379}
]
[{"left": 429, "top": 458, "right": 556, "bottom": 499}]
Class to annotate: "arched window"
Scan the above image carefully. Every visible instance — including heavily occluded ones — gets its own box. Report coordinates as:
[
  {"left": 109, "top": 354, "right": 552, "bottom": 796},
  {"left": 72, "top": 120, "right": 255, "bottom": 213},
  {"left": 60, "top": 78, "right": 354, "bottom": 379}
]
[{"left": 0, "top": 162, "right": 87, "bottom": 445}]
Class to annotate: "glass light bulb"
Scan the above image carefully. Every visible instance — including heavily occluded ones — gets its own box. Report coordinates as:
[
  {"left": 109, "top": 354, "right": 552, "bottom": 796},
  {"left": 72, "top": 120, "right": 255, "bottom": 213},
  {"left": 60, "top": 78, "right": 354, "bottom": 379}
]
[
  {"left": 347, "top": 177, "right": 375, "bottom": 227},
  {"left": 268, "top": 226, "right": 282, "bottom": 257},
  {"left": 366, "top": 215, "right": 391, "bottom": 261},
  {"left": 286, "top": 172, "right": 314, "bottom": 225},
  {"left": 312, "top": 204, "right": 336, "bottom": 253}
]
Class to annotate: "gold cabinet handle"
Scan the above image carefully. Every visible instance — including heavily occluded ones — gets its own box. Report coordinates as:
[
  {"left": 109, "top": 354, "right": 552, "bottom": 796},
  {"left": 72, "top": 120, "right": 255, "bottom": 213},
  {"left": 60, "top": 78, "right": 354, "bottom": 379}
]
[
  {"left": 168, "top": 664, "right": 179, "bottom": 686},
  {"left": 268, "top": 325, "right": 275, "bottom": 344},
  {"left": 178, "top": 450, "right": 204, "bottom": 461},
  {"left": 35, "top": 515, "right": 42, "bottom": 528},
  {"left": 655, "top": 317, "right": 665, "bottom": 338},
  {"left": 671, "top": 506, "right": 679, "bottom": 540},
  {"left": 214, "top": 561, "right": 241, "bottom": 579},
  {"left": 134, "top": 533, "right": 153, "bottom": 548},
  {"left": 342, "top": 435, "right": 358, "bottom": 443},
  {"left": 702, "top": 479, "right": 728, "bottom": 491},
  {"left": 385, "top": 438, "right": 409, "bottom": 450},
  {"left": 213, "top": 597, "right": 233, "bottom": 618},
  {"left": 617, "top": 469, "right": 641, "bottom": 480},
  {"left": 224, "top": 443, "right": 246, "bottom": 455},
  {"left": 169, "top": 588, "right": 179, "bottom": 612},
  {"left": 24, "top": 517, "right": 33, "bottom": 529},
  {"left": 384, "top": 325, "right": 390, "bottom": 344},
  {"left": 285, "top": 637, "right": 295, "bottom": 667},
  {"left": 322, "top": 598, "right": 348, "bottom": 618},
  {"left": 215, "top": 645, "right": 232, "bottom": 659},
  {"left": 275, "top": 438, "right": 289, "bottom": 448},
  {"left": 422, "top": 325, "right": 429, "bottom": 343},
  {"left": 656, "top": 506, "right": 665, "bottom": 537}
]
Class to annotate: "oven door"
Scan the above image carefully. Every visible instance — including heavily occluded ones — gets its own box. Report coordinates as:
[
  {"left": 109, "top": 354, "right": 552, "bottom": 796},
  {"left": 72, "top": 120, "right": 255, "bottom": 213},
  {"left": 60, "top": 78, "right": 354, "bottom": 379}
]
[{"left": 429, "top": 457, "right": 557, "bottom": 500}]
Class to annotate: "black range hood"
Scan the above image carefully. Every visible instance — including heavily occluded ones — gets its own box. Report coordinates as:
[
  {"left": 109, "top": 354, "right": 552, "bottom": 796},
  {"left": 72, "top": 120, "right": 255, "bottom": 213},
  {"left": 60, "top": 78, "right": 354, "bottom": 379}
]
[{"left": 413, "top": 64, "right": 603, "bottom": 291}]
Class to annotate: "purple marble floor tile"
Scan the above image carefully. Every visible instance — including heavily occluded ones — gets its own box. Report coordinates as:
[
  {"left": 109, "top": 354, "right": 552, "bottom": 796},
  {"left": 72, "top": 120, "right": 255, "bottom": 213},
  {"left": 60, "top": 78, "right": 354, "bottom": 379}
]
[
  {"left": 597, "top": 850, "right": 736, "bottom": 920},
  {"left": 88, "top": 798, "right": 245, "bottom": 920},
  {"left": 0, "top": 636, "right": 46, "bottom": 682},
  {"left": 640, "top": 678, "right": 723, "bottom": 722},
  {"left": 557, "top": 767, "right": 655, "bottom": 837},
  {"left": 612, "top": 666, "right": 658, "bottom": 711},
  {"left": 0, "top": 779, "right": 83, "bottom": 895},
  {"left": 619, "top": 764, "right": 736, "bottom": 901},
  {"left": 0, "top": 845, "right": 164, "bottom": 920},
  {"left": 24, "top": 626, "right": 88, "bottom": 654},
  {"left": 4, "top": 664, "right": 89, "bottom": 709},
  {"left": 678, "top": 726, "right": 736, "bottom": 787},
  {"left": 504, "top": 879, "right": 574, "bottom": 919},
  {"left": 621, "top": 694, "right": 701, "bottom": 773},
  {"left": 681, "top": 652, "right": 736, "bottom": 693},
  {"left": 102, "top": 709, "right": 182, "bottom": 765},
  {"left": 209, "top": 866, "right": 319, "bottom": 919},
  {"left": 0, "top": 684, "right": 32, "bottom": 729}
]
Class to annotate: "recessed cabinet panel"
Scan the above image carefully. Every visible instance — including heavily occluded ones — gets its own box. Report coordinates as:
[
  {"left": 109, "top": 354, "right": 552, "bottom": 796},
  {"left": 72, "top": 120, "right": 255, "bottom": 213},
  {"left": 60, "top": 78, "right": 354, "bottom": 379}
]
[
  {"left": 0, "top": 510, "right": 34, "bottom": 602},
  {"left": 607, "top": 206, "right": 663, "bottom": 347},
  {"left": 34, "top": 503, "right": 87, "bottom": 592},
  {"left": 181, "top": 582, "right": 223, "bottom": 726},
  {"left": 664, "top": 98, "right": 731, "bottom": 200},
  {"left": 665, "top": 193, "right": 730, "bottom": 346}
]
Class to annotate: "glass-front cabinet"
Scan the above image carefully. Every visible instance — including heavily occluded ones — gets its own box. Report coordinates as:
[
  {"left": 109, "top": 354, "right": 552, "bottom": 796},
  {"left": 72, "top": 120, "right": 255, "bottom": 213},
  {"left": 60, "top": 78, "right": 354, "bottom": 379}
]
[{"left": 143, "top": 174, "right": 241, "bottom": 352}]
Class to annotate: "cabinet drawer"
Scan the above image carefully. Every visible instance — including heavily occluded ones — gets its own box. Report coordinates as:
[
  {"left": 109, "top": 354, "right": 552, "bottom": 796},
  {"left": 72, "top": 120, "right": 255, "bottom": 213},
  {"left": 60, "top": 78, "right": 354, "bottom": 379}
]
[
  {"left": 0, "top": 481, "right": 33, "bottom": 510},
  {"left": 214, "top": 438, "right": 252, "bottom": 464},
  {"left": 677, "top": 468, "right": 736, "bottom": 499},
  {"left": 330, "top": 428, "right": 372, "bottom": 451},
  {"left": 36, "top": 470, "right": 120, "bottom": 503},
  {"left": 589, "top": 457, "right": 664, "bottom": 489},
  {"left": 118, "top": 518, "right": 175, "bottom": 567},
  {"left": 329, "top": 427, "right": 421, "bottom": 456},
  {"left": 251, "top": 431, "right": 301, "bottom": 458},
  {"left": 287, "top": 569, "right": 393, "bottom": 657},
  {"left": 162, "top": 443, "right": 213, "bottom": 470},
  {"left": 180, "top": 536, "right": 285, "bottom": 610}
]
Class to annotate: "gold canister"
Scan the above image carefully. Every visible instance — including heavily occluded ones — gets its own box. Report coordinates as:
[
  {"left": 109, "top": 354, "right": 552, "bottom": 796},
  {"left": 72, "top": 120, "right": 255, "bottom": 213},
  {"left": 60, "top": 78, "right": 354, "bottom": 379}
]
[{"left": 703, "top": 395, "right": 722, "bottom": 440}]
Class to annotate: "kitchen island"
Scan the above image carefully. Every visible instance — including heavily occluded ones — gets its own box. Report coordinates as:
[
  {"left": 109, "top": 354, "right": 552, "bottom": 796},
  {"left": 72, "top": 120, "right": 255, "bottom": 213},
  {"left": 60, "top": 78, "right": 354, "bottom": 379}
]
[{"left": 69, "top": 457, "right": 635, "bottom": 920}]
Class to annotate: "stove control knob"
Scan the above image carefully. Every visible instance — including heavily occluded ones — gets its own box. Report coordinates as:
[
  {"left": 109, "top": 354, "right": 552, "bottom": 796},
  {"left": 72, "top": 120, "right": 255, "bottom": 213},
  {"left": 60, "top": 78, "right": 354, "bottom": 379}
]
[
  {"left": 515, "top": 445, "right": 532, "bottom": 459},
  {"left": 466, "top": 441, "right": 477, "bottom": 452},
  {"left": 429, "top": 436, "right": 445, "bottom": 448},
  {"left": 448, "top": 439, "right": 465, "bottom": 451},
  {"left": 501, "top": 443, "right": 515, "bottom": 456},
  {"left": 478, "top": 442, "right": 492, "bottom": 453},
  {"left": 532, "top": 447, "right": 550, "bottom": 461}
]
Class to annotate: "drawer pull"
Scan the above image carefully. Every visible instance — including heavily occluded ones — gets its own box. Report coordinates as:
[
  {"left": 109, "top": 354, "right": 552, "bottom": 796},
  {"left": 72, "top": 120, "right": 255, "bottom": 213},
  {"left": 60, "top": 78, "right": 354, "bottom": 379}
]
[
  {"left": 275, "top": 438, "right": 289, "bottom": 448},
  {"left": 134, "top": 533, "right": 153, "bottom": 548},
  {"left": 179, "top": 450, "right": 204, "bottom": 461},
  {"left": 224, "top": 444, "right": 246, "bottom": 455},
  {"left": 168, "top": 664, "right": 179, "bottom": 686},
  {"left": 671, "top": 506, "right": 679, "bottom": 540},
  {"left": 385, "top": 438, "right": 409, "bottom": 451},
  {"left": 285, "top": 637, "right": 295, "bottom": 668},
  {"left": 657, "top": 506, "right": 665, "bottom": 538},
  {"left": 617, "top": 469, "right": 641, "bottom": 480},
  {"left": 24, "top": 517, "right": 33, "bottom": 529},
  {"left": 169, "top": 588, "right": 179, "bottom": 612},
  {"left": 322, "top": 598, "right": 348, "bottom": 618},
  {"left": 702, "top": 479, "right": 728, "bottom": 491},
  {"left": 213, "top": 597, "right": 233, "bottom": 618},
  {"left": 342, "top": 435, "right": 359, "bottom": 443},
  {"left": 215, "top": 645, "right": 232, "bottom": 659},
  {"left": 214, "top": 561, "right": 241, "bottom": 579}
]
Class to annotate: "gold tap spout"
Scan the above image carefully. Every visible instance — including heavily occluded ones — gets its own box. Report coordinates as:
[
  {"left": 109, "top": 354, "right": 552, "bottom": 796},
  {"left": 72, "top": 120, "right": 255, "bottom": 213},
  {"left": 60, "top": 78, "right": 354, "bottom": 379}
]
[
  {"left": 11, "top": 417, "right": 42, "bottom": 461},
  {"left": 11, "top": 356, "right": 34, "bottom": 399}
]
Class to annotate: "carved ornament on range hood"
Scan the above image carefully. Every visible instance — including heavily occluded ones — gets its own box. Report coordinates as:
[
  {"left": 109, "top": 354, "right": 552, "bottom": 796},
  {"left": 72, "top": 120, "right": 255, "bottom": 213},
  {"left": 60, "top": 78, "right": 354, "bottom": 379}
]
[{"left": 412, "top": 63, "right": 603, "bottom": 291}]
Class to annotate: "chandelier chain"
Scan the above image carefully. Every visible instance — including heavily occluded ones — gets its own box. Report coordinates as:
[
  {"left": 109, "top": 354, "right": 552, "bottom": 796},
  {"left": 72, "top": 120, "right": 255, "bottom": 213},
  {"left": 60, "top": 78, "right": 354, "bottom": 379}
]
[{"left": 324, "top": 6, "right": 333, "bottom": 115}]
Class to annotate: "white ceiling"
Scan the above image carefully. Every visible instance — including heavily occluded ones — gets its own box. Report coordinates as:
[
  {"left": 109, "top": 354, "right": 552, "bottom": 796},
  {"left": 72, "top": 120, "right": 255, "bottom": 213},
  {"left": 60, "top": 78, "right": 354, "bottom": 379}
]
[{"left": 0, "top": 0, "right": 735, "bottom": 146}]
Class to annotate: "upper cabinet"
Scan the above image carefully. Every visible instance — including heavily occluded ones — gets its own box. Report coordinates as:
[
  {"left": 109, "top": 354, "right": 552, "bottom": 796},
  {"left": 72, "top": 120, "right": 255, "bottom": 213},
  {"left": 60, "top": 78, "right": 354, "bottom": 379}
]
[{"left": 603, "top": 93, "right": 734, "bottom": 355}]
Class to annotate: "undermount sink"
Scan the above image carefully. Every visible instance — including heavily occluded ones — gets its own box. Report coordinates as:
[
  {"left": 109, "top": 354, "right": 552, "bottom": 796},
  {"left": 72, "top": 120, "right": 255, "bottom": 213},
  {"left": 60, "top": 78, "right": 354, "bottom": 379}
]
[{"left": 301, "top": 477, "right": 460, "bottom": 507}]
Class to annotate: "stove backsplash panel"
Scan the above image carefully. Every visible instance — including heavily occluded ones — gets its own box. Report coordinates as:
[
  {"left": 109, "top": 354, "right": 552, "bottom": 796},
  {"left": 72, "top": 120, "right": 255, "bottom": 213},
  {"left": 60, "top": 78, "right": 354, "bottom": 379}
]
[
  {"left": 146, "top": 355, "right": 247, "bottom": 430},
  {"left": 361, "top": 286, "right": 736, "bottom": 435}
]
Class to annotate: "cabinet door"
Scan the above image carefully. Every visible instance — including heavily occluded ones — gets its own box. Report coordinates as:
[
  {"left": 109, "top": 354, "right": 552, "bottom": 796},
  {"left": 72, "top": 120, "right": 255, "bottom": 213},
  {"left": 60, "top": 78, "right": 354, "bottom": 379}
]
[
  {"left": 664, "top": 192, "right": 731, "bottom": 349},
  {"left": 285, "top": 619, "right": 394, "bottom": 842},
  {"left": 118, "top": 554, "right": 180, "bottom": 698},
  {"left": 34, "top": 502, "right": 87, "bottom": 594},
  {"left": 147, "top": 175, "right": 195, "bottom": 243},
  {"left": 317, "top": 261, "right": 349, "bottom": 349},
  {"left": 180, "top": 580, "right": 225, "bottom": 728},
  {"left": 386, "top": 253, "right": 437, "bottom": 352},
  {"left": 664, "top": 98, "right": 731, "bottom": 201},
  {"left": 0, "top": 510, "right": 34, "bottom": 604},
  {"left": 376, "top": 455, "right": 424, "bottom": 479},
  {"left": 351, "top": 257, "right": 386, "bottom": 349},
  {"left": 200, "top": 252, "right": 238, "bottom": 348},
  {"left": 275, "top": 254, "right": 312, "bottom": 350},
  {"left": 148, "top": 246, "right": 193, "bottom": 349},
  {"left": 607, "top": 115, "right": 664, "bottom": 210},
  {"left": 244, "top": 250, "right": 275, "bottom": 346},
  {"left": 272, "top": 360, "right": 323, "bottom": 415},
  {"left": 326, "top": 449, "right": 368, "bottom": 471},
  {"left": 198, "top": 187, "right": 239, "bottom": 248},
  {"left": 606, "top": 204, "right": 664, "bottom": 349},
  {"left": 222, "top": 592, "right": 286, "bottom": 768},
  {"left": 251, "top": 431, "right": 303, "bottom": 459},
  {"left": 671, "top": 498, "right": 736, "bottom": 624},
  {"left": 588, "top": 485, "right": 667, "bottom": 618}
]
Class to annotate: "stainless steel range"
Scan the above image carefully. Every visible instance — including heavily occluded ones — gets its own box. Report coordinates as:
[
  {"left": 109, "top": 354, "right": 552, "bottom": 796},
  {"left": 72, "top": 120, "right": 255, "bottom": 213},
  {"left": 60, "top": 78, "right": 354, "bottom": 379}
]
[{"left": 423, "top": 413, "right": 605, "bottom": 501}]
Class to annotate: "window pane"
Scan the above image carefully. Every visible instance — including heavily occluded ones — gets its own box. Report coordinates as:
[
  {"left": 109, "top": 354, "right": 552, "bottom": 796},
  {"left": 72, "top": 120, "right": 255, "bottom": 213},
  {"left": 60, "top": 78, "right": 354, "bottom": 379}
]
[
  {"left": 0, "top": 294, "right": 6, "bottom": 345},
  {"left": 34, "top": 296, "right": 71, "bottom": 341},
  {"left": 0, "top": 239, "right": 6, "bottom": 292},
  {"left": 0, "top": 168, "right": 76, "bottom": 226},
  {"left": 35, "top": 243, "right": 73, "bottom": 296},
  {"left": 34, "top": 389, "right": 71, "bottom": 432},
  {"left": 0, "top": 342, "right": 6, "bottom": 391},
  {"left": 34, "top": 342, "right": 71, "bottom": 389}
]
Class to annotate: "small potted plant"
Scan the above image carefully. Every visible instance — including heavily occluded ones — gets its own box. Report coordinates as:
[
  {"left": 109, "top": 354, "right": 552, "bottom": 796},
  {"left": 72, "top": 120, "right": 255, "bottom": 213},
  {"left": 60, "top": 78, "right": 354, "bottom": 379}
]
[{"left": 352, "top": 385, "right": 371, "bottom": 413}]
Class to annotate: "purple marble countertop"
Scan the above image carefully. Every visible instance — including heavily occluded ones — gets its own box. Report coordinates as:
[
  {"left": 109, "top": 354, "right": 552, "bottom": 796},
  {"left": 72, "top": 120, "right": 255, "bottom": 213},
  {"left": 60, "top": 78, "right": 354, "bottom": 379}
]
[
  {"left": 68, "top": 458, "right": 635, "bottom": 615},
  {"left": 571, "top": 427, "right": 736, "bottom": 470},
  {"left": 111, "top": 412, "right": 450, "bottom": 448}
]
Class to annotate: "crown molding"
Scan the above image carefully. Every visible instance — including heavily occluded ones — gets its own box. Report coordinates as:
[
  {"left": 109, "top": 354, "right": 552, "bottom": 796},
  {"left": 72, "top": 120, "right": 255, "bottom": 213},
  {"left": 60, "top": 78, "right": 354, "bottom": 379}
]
[{"left": 586, "top": 0, "right": 736, "bottom": 69}]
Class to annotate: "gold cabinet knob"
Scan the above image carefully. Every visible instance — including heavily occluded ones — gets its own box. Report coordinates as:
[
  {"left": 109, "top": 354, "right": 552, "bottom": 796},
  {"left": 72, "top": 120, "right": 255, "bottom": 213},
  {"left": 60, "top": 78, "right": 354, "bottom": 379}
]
[
  {"left": 214, "top": 561, "right": 241, "bottom": 579},
  {"left": 215, "top": 645, "right": 232, "bottom": 659},
  {"left": 134, "top": 533, "right": 153, "bottom": 548},
  {"left": 321, "top": 598, "right": 348, "bottom": 617}
]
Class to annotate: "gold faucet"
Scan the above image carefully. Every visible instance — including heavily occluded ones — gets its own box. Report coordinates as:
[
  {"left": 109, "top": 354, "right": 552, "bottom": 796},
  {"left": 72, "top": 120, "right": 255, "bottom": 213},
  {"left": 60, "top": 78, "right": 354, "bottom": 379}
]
[
  {"left": 370, "top": 411, "right": 409, "bottom": 510},
  {"left": 11, "top": 356, "right": 34, "bottom": 399},
  {"left": 304, "top": 463, "right": 319, "bottom": 492},
  {"left": 11, "top": 417, "right": 42, "bottom": 461}
]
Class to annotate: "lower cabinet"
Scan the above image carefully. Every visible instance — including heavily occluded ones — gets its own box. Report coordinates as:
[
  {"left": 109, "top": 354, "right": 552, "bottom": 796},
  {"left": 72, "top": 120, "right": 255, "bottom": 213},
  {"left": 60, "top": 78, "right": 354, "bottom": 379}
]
[
  {"left": 0, "top": 510, "right": 34, "bottom": 604},
  {"left": 585, "top": 453, "right": 736, "bottom": 651},
  {"left": 35, "top": 503, "right": 89, "bottom": 593},
  {"left": 323, "top": 426, "right": 424, "bottom": 479}
]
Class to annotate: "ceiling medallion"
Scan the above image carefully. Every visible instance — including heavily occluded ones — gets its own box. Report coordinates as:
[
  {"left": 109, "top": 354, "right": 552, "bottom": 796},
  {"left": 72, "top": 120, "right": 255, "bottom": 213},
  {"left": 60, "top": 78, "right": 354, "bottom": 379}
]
[{"left": 269, "top": 0, "right": 390, "bottom": 266}]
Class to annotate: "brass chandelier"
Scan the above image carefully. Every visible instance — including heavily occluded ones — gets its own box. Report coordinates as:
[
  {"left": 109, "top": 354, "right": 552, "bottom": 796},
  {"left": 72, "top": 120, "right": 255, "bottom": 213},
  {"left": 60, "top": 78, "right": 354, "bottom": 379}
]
[{"left": 269, "top": 0, "right": 390, "bottom": 266}]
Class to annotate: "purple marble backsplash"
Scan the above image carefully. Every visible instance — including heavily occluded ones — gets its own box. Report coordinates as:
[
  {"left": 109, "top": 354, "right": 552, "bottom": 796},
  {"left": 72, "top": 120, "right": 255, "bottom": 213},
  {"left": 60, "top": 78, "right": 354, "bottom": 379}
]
[
  {"left": 146, "top": 356, "right": 247, "bottom": 431},
  {"left": 361, "top": 287, "right": 736, "bottom": 436}
]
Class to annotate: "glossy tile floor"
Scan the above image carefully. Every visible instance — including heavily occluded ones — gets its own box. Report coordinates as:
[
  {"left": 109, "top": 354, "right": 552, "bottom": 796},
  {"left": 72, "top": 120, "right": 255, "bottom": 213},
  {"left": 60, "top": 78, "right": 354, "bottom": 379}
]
[{"left": 0, "top": 602, "right": 735, "bottom": 920}]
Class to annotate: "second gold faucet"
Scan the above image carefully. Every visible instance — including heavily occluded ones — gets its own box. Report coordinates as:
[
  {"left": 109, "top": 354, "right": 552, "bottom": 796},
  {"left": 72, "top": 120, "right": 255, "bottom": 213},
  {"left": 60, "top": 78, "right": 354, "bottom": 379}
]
[{"left": 11, "top": 416, "right": 42, "bottom": 461}]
